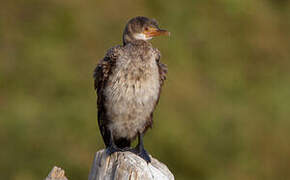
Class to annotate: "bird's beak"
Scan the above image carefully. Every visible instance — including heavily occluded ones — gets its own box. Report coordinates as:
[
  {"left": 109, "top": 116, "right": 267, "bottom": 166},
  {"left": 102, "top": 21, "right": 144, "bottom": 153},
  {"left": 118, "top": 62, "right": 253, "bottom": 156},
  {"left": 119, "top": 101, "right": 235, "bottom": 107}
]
[{"left": 145, "top": 28, "right": 170, "bottom": 38}]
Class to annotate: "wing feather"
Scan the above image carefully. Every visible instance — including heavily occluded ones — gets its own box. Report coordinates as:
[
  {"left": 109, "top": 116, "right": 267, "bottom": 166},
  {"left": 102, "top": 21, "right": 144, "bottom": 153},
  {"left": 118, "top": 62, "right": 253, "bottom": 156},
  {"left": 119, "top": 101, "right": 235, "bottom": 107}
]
[
  {"left": 155, "top": 49, "right": 168, "bottom": 107},
  {"left": 93, "top": 45, "right": 121, "bottom": 147},
  {"left": 145, "top": 49, "right": 167, "bottom": 132}
]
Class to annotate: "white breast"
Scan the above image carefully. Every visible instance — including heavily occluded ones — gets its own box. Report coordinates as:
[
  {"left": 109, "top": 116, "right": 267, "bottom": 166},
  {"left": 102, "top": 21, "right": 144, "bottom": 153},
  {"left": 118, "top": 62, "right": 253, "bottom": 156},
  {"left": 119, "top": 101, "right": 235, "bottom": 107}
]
[{"left": 104, "top": 47, "right": 160, "bottom": 140}]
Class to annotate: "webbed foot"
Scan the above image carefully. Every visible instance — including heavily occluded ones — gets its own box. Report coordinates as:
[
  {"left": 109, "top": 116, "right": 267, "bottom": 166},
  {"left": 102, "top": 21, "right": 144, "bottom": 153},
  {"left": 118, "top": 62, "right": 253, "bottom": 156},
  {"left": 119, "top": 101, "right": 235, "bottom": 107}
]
[
  {"left": 130, "top": 132, "right": 151, "bottom": 163},
  {"left": 106, "top": 145, "right": 121, "bottom": 155},
  {"left": 106, "top": 145, "right": 132, "bottom": 155},
  {"left": 130, "top": 147, "right": 151, "bottom": 163}
]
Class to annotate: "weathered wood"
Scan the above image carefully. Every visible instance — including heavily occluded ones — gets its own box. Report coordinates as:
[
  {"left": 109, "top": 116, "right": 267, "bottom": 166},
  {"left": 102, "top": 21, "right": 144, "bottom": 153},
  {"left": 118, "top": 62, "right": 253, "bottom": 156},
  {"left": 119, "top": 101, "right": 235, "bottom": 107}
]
[
  {"left": 88, "top": 149, "right": 174, "bottom": 180},
  {"left": 45, "top": 166, "right": 68, "bottom": 180},
  {"left": 45, "top": 149, "right": 174, "bottom": 180}
]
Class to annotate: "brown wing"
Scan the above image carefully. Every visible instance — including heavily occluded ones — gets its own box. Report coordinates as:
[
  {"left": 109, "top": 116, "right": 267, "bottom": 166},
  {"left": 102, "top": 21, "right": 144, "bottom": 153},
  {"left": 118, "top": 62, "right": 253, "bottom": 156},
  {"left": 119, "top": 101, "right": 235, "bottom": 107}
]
[
  {"left": 157, "top": 60, "right": 168, "bottom": 88},
  {"left": 155, "top": 49, "right": 168, "bottom": 107},
  {"left": 144, "top": 50, "right": 168, "bottom": 132},
  {"left": 93, "top": 45, "right": 121, "bottom": 147}
]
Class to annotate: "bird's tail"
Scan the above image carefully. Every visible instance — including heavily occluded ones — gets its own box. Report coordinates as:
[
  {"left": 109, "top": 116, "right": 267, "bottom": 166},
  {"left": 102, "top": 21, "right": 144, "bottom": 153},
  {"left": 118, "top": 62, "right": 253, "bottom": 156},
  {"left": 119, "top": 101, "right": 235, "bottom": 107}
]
[{"left": 115, "top": 138, "right": 131, "bottom": 148}]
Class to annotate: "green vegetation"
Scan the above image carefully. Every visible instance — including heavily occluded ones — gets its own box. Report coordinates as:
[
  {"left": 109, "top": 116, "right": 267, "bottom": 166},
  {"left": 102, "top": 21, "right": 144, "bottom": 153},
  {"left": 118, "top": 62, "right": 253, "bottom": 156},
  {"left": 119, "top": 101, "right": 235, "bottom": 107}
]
[{"left": 1, "top": 0, "right": 290, "bottom": 179}]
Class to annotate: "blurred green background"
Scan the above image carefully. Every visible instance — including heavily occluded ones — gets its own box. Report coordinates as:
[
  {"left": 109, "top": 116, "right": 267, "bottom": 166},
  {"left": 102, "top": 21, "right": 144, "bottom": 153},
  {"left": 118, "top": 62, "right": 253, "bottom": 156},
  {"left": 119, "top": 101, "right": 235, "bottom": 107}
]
[{"left": 1, "top": 0, "right": 290, "bottom": 179}]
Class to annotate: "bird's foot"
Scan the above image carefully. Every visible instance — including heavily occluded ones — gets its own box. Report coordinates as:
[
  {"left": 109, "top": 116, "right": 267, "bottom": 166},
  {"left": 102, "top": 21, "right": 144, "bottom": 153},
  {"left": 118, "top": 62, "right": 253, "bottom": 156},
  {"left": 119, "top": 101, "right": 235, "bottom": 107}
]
[
  {"left": 107, "top": 145, "right": 151, "bottom": 163},
  {"left": 138, "top": 148, "right": 151, "bottom": 163},
  {"left": 129, "top": 147, "right": 151, "bottom": 163},
  {"left": 106, "top": 145, "right": 132, "bottom": 155},
  {"left": 106, "top": 145, "right": 122, "bottom": 155}
]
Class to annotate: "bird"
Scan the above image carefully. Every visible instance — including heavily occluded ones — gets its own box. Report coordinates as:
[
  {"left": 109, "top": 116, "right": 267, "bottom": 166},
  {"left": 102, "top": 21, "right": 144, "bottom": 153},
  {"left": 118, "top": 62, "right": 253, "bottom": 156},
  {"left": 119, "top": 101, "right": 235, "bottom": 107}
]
[{"left": 93, "top": 16, "right": 169, "bottom": 163}]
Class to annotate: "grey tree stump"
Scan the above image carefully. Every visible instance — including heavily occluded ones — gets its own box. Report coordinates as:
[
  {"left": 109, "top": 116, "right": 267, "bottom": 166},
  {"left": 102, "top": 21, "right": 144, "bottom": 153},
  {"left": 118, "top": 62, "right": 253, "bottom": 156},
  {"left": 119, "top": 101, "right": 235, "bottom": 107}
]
[
  {"left": 88, "top": 149, "right": 174, "bottom": 180},
  {"left": 45, "top": 149, "right": 174, "bottom": 180}
]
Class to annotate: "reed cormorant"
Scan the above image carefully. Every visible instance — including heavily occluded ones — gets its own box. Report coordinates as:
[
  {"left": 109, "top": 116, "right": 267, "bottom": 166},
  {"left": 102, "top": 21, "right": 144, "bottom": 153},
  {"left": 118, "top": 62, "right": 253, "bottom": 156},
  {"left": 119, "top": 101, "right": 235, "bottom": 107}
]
[{"left": 94, "top": 16, "right": 169, "bottom": 163}]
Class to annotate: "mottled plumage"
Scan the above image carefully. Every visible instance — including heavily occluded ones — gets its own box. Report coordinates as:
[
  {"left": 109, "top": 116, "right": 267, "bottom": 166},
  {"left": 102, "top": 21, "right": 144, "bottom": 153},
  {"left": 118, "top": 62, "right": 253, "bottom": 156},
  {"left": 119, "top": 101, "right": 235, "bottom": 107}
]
[{"left": 93, "top": 16, "right": 169, "bottom": 162}]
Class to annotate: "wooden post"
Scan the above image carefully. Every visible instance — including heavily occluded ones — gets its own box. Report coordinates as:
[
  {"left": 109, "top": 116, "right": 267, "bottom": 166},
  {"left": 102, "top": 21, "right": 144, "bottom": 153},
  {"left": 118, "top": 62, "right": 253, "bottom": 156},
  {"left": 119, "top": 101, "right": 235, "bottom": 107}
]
[
  {"left": 45, "top": 149, "right": 174, "bottom": 180},
  {"left": 88, "top": 149, "right": 174, "bottom": 180}
]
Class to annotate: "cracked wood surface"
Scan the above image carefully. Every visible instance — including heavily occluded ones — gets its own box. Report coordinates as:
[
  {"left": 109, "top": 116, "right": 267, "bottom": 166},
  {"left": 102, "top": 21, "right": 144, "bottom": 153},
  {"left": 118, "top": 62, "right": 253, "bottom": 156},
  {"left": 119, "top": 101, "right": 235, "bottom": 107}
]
[
  {"left": 88, "top": 149, "right": 174, "bottom": 180},
  {"left": 45, "top": 149, "right": 174, "bottom": 180}
]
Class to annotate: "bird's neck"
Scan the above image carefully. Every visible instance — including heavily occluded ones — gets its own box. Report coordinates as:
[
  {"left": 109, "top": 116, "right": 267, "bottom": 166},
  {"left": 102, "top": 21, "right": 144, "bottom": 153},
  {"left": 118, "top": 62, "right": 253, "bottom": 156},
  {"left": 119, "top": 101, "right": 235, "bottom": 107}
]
[
  {"left": 123, "top": 32, "right": 151, "bottom": 46},
  {"left": 123, "top": 38, "right": 151, "bottom": 48}
]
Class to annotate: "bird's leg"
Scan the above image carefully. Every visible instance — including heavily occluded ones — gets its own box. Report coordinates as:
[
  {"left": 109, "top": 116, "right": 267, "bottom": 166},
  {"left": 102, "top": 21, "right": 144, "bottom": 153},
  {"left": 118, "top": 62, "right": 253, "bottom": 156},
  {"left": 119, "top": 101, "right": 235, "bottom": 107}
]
[
  {"left": 106, "top": 130, "right": 124, "bottom": 155},
  {"left": 131, "top": 132, "right": 151, "bottom": 163}
]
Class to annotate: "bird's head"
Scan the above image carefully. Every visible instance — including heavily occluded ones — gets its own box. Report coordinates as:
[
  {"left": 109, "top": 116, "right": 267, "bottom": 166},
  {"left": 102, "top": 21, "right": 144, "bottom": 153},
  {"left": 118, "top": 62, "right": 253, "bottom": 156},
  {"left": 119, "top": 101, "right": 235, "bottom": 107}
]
[{"left": 122, "top": 16, "right": 170, "bottom": 45}]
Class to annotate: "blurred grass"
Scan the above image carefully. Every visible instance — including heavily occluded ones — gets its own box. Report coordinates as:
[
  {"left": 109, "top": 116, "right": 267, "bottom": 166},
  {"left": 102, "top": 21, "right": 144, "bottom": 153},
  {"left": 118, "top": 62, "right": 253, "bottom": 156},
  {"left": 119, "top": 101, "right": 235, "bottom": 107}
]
[{"left": 1, "top": 0, "right": 290, "bottom": 179}]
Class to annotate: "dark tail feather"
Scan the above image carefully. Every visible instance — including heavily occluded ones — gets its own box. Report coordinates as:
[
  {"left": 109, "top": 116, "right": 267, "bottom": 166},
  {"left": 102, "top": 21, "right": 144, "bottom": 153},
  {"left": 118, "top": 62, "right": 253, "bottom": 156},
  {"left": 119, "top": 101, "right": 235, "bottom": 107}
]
[{"left": 115, "top": 138, "right": 131, "bottom": 148}]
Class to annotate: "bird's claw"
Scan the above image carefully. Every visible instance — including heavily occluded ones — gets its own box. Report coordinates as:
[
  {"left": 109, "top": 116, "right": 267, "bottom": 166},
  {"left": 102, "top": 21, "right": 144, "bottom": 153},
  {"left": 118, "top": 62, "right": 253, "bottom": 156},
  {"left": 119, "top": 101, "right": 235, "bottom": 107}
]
[
  {"left": 137, "top": 148, "right": 151, "bottom": 163},
  {"left": 129, "top": 148, "right": 151, "bottom": 163},
  {"left": 106, "top": 146, "right": 133, "bottom": 155}
]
